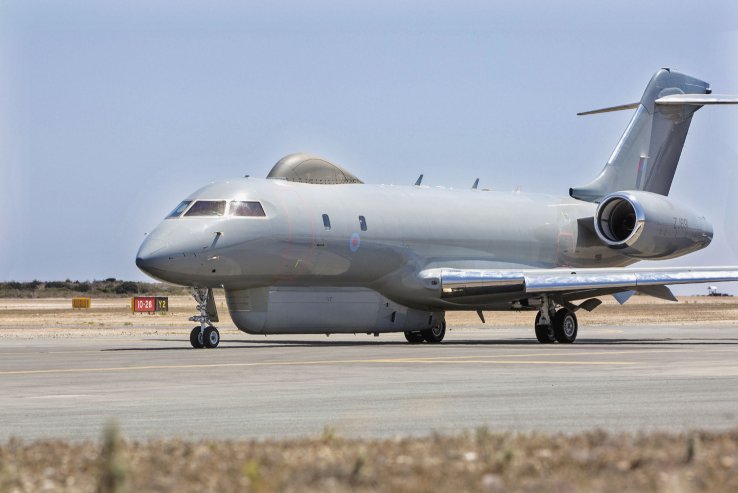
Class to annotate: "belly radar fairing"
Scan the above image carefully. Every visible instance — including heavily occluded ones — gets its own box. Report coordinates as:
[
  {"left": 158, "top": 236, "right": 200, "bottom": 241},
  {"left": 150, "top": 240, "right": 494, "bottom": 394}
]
[{"left": 136, "top": 69, "right": 738, "bottom": 348}]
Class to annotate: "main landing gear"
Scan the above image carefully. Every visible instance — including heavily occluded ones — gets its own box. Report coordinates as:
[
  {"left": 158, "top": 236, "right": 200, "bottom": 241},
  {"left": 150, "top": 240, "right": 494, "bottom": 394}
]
[
  {"left": 534, "top": 296, "right": 578, "bottom": 344},
  {"left": 189, "top": 288, "right": 220, "bottom": 349},
  {"left": 404, "top": 321, "right": 447, "bottom": 344}
]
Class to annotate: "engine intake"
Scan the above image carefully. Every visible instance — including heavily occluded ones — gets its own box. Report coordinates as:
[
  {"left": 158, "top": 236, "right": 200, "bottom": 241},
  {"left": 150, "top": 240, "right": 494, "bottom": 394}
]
[{"left": 594, "top": 191, "right": 712, "bottom": 259}]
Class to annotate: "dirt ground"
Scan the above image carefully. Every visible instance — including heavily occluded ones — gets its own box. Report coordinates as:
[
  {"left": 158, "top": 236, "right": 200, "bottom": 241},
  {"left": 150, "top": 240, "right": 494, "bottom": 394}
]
[{"left": 1, "top": 295, "right": 737, "bottom": 339}]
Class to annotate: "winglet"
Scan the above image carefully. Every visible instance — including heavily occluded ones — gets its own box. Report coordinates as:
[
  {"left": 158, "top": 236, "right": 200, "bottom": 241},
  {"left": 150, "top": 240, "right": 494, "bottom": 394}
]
[{"left": 415, "top": 174, "right": 423, "bottom": 186}]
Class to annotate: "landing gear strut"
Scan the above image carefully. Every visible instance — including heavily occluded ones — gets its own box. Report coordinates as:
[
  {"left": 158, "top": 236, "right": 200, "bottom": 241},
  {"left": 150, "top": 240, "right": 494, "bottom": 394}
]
[
  {"left": 189, "top": 288, "right": 219, "bottom": 348},
  {"left": 534, "top": 296, "right": 578, "bottom": 344}
]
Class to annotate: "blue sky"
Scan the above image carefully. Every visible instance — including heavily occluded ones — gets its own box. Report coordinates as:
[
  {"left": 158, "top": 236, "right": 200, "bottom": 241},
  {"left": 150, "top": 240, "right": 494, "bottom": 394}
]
[{"left": 1, "top": 1, "right": 737, "bottom": 293}]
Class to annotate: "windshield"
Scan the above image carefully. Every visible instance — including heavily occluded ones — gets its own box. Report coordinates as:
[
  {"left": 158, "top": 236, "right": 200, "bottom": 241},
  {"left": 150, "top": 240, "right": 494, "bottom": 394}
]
[
  {"left": 230, "top": 201, "right": 266, "bottom": 217},
  {"left": 166, "top": 200, "right": 192, "bottom": 218},
  {"left": 184, "top": 200, "right": 226, "bottom": 217}
]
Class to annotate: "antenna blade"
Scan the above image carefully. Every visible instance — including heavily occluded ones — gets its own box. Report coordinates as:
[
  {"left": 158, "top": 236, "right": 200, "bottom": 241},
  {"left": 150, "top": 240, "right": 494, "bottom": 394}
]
[
  {"left": 415, "top": 174, "right": 423, "bottom": 186},
  {"left": 472, "top": 178, "right": 479, "bottom": 189}
]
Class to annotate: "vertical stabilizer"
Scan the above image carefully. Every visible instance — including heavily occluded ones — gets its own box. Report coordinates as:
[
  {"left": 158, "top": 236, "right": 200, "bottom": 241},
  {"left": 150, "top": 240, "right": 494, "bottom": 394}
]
[{"left": 570, "top": 69, "right": 710, "bottom": 202}]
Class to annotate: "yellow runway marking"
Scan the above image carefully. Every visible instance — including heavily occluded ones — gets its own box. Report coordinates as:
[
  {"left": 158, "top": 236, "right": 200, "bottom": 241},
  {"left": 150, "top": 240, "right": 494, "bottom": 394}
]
[
  {"left": 374, "top": 359, "right": 633, "bottom": 365},
  {"left": 387, "top": 348, "right": 738, "bottom": 362},
  {"left": 0, "top": 356, "right": 634, "bottom": 376}
]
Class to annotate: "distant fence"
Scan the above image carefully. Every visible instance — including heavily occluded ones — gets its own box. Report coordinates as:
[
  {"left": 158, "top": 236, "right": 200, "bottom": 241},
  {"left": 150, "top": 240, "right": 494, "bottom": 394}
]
[
  {"left": 72, "top": 297, "right": 91, "bottom": 309},
  {"left": 131, "top": 296, "right": 169, "bottom": 314}
]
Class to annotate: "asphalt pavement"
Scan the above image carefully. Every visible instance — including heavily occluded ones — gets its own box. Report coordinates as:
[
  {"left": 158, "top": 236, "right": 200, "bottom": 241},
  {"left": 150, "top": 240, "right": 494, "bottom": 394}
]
[{"left": 1, "top": 325, "right": 738, "bottom": 440}]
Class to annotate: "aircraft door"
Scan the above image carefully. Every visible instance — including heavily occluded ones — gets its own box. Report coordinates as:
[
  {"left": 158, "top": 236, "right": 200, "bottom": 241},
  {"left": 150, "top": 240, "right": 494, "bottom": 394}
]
[{"left": 312, "top": 202, "right": 351, "bottom": 277}]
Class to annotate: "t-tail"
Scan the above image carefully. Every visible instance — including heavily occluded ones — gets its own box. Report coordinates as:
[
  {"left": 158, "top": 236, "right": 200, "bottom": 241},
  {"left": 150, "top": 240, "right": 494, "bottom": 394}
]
[{"left": 570, "top": 68, "right": 738, "bottom": 203}]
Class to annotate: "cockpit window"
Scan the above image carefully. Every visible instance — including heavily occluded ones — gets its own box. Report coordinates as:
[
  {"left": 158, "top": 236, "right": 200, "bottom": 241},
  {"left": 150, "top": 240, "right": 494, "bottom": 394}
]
[
  {"left": 230, "top": 201, "right": 266, "bottom": 217},
  {"left": 184, "top": 200, "right": 226, "bottom": 217},
  {"left": 166, "top": 200, "right": 192, "bottom": 218}
]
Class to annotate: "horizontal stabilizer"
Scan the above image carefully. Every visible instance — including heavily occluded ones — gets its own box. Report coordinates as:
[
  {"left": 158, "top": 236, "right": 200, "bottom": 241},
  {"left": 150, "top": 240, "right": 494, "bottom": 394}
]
[
  {"left": 577, "top": 94, "right": 738, "bottom": 116},
  {"left": 577, "top": 102, "right": 639, "bottom": 116},
  {"left": 655, "top": 94, "right": 738, "bottom": 105}
]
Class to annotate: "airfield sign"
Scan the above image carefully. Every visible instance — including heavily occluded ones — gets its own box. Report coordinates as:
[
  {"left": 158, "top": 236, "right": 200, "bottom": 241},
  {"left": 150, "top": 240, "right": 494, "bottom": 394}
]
[{"left": 131, "top": 296, "right": 168, "bottom": 314}]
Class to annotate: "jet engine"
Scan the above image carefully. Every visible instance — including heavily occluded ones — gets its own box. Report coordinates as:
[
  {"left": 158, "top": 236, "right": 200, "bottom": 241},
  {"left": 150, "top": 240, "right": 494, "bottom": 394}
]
[{"left": 594, "top": 191, "right": 712, "bottom": 259}]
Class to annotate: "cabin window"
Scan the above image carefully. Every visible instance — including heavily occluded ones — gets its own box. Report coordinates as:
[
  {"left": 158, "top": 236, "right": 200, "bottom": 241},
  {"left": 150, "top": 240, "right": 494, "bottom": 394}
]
[
  {"left": 359, "top": 215, "right": 367, "bottom": 231},
  {"left": 184, "top": 200, "right": 226, "bottom": 217},
  {"left": 166, "top": 200, "right": 192, "bottom": 218},
  {"left": 230, "top": 201, "right": 266, "bottom": 217},
  {"left": 322, "top": 214, "right": 331, "bottom": 231}
]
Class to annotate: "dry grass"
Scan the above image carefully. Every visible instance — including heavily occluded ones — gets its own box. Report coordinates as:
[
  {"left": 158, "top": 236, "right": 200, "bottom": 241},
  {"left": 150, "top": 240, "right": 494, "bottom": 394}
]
[{"left": 1, "top": 427, "right": 737, "bottom": 492}]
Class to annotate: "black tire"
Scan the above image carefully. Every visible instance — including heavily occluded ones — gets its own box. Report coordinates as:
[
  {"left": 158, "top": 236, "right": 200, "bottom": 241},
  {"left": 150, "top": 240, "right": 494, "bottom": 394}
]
[
  {"left": 203, "top": 326, "right": 220, "bottom": 348},
  {"left": 553, "top": 309, "right": 578, "bottom": 343},
  {"left": 190, "top": 326, "right": 204, "bottom": 349},
  {"left": 404, "top": 331, "right": 425, "bottom": 343},
  {"left": 534, "top": 312, "right": 555, "bottom": 344},
  {"left": 421, "top": 322, "right": 446, "bottom": 343}
]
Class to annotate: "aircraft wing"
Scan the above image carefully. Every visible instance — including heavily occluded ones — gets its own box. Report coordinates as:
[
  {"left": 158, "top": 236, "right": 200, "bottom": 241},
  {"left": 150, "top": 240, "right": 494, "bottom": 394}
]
[{"left": 420, "top": 266, "right": 738, "bottom": 305}]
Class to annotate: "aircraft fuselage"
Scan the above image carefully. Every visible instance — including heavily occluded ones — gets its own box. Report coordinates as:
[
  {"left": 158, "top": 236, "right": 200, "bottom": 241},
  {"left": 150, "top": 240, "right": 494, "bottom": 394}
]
[{"left": 137, "top": 178, "right": 634, "bottom": 312}]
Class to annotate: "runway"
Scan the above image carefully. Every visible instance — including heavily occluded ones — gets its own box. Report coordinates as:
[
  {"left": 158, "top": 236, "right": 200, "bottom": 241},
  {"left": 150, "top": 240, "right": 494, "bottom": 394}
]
[{"left": 2, "top": 325, "right": 738, "bottom": 440}]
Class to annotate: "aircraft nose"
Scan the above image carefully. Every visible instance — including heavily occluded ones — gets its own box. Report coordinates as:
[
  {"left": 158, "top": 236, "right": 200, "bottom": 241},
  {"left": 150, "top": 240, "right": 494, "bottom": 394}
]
[
  {"left": 135, "top": 237, "right": 169, "bottom": 278},
  {"left": 135, "top": 255, "right": 155, "bottom": 272}
]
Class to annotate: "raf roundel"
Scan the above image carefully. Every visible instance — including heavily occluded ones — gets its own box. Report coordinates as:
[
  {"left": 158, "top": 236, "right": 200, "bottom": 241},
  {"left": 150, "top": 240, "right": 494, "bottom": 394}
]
[{"left": 349, "top": 233, "right": 361, "bottom": 253}]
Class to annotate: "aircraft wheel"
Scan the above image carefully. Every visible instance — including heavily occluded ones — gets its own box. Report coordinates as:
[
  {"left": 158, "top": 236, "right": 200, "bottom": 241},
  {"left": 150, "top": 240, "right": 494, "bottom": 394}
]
[
  {"left": 421, "top": 321, "right": 446, "bottom": 343},
  {"left": 404, "top": 331, "right": 424, "bottom": 344},
  {"left": 203, "top": 326, "right": 220, "bottom": 348},
  {"left": 553, "top": 309, "right": 578, "bottom": 343},
  {"left": 190, "top": 326, "right": 204, "bottom": 349},
  {"left": 534, "top": 312, "right": 555, "bottom": 344}
]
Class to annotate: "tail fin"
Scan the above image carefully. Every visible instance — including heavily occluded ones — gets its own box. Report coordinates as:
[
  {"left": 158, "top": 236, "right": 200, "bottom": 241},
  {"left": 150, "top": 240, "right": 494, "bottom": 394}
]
[{"left": 570, "top": 68, "right": 738, "bottom": 202}]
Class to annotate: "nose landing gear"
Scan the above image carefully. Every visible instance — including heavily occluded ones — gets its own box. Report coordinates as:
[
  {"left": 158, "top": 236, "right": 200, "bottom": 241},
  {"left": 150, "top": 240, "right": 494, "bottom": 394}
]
[{"left": 189, "top": 288, "right": 220, "bottom": 348}]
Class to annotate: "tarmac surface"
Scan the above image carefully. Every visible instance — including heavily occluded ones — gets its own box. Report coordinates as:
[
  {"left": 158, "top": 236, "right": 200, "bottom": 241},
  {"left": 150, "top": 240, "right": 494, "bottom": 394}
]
[{"left": 2, "top": 325, "right": 738, "bottom": 440}]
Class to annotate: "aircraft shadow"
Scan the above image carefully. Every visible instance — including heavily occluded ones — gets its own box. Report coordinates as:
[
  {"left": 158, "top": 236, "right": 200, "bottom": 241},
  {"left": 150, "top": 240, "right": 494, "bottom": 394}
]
[{"left": 100, "top": 336, "right": 738, "bottom": 351}]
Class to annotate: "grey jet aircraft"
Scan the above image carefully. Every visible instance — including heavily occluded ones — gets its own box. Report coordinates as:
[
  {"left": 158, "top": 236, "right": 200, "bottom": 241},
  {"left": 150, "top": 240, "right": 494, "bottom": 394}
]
[{"left": 136, "top": 69, "right": 738, "bottom": 348}]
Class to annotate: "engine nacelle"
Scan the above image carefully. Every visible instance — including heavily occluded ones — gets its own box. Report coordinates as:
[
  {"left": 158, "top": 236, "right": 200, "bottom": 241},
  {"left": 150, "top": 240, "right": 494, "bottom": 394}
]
[{"left": 594, "top": 191, "right": 712, "bottom": 259}]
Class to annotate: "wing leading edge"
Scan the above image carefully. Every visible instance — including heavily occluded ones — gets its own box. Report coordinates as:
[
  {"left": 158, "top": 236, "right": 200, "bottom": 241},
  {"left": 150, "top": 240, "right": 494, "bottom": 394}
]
[{"left": 421, "top": 266, "right": 738, "bottom": 304}]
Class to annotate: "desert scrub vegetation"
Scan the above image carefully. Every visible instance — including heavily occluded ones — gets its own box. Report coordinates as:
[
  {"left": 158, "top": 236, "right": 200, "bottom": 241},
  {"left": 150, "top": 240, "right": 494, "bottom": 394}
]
[
  {"left": 0, "top": 279, "right": 188, "bottom": 298},
  {"left": 0, "top": 427, "right": 737, "bottom": 492}
]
